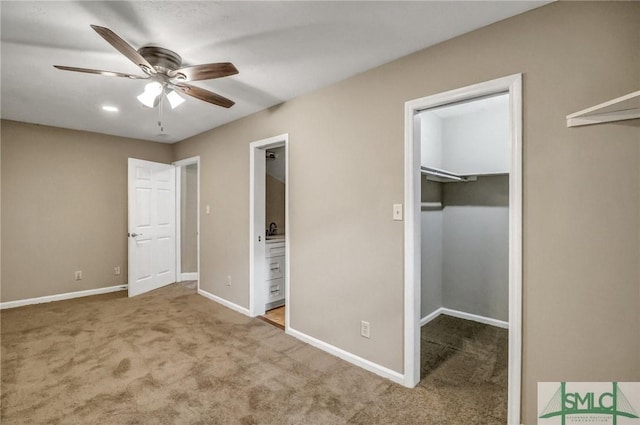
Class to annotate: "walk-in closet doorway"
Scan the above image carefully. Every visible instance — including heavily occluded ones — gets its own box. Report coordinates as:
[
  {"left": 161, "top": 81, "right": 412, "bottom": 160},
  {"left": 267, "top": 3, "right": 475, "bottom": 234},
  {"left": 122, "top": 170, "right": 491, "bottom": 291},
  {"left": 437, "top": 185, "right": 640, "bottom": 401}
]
[{"left": 403, "top": 74, "right": 522, "bottom": 424}]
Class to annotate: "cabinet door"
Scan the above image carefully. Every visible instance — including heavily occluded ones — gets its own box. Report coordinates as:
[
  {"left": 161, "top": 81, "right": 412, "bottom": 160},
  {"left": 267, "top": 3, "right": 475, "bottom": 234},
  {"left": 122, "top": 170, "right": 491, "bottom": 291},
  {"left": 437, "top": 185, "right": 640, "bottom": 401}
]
[{"left": 265, "top": 255, "right": 285, "bottom": 280}]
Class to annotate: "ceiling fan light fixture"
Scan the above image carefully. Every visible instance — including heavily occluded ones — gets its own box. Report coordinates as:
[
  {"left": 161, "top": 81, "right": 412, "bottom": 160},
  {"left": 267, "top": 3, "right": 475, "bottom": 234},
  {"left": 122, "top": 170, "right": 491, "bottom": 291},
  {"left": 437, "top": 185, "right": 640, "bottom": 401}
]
[
  {"left": 166, "top": 90, "right": 185, "bottom": 109},
  {"left": 55, "top": 25, "right": 238, "bottom": 111},
  {"left": 137, "top": 82, "right": 163, "bottom": 108},
  {"left": 137, "top": 91, "right": 157, "bottom": 108}
]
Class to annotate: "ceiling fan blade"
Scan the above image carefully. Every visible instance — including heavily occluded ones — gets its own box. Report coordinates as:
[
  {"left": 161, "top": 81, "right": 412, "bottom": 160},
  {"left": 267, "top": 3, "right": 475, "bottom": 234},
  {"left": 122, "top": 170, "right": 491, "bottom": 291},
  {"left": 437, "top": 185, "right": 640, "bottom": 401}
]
[
  {"left": 173, "top": 83, "right": 235, "bottom": 108},
  {"left": 90, "top": 25, "right": 155, "bottom": 74},
  {"left": 54, "top": 65, "right": 148, "bottom": 79},
  {"left": 169, "top": 62, "right": 238, "bottom": 82}
]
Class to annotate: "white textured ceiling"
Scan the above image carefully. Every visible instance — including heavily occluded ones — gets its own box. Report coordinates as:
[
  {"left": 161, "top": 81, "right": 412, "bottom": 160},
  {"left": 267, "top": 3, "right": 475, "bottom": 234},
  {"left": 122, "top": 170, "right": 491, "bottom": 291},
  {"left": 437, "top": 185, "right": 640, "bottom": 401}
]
[{"left": 1, "top": 1, "right": 547, "bottom": 143}]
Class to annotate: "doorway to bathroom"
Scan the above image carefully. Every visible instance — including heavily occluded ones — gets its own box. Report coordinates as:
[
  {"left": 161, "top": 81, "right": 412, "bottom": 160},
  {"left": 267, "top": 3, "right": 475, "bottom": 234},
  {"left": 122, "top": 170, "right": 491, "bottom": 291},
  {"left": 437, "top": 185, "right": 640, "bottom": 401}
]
[{"left": 249, "top": 134, "right": 289, "bottom": 331}]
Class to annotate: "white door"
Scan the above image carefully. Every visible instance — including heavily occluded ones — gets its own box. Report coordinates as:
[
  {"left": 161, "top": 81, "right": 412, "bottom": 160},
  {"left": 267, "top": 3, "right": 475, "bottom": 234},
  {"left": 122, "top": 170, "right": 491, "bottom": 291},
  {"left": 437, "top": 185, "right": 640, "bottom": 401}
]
[
  {"left": 128, "top": 158, "right": 177, "bottom": 297},
  {"left": 250, "top": 144, "right": 267, "bottom": 315}
]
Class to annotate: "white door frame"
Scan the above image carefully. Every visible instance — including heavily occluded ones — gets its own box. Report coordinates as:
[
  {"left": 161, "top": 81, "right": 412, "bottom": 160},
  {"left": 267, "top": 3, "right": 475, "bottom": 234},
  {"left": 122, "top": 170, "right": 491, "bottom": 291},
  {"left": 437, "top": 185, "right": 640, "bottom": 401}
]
[
  {"left": 403, "top": 74, "right": 523, "bottom": 424},
  {"left": 174, "top": 156, "right": 200, "bottom": 289},
  {"left": 249, "top": 134, "right": 289, "bottom": 325}
]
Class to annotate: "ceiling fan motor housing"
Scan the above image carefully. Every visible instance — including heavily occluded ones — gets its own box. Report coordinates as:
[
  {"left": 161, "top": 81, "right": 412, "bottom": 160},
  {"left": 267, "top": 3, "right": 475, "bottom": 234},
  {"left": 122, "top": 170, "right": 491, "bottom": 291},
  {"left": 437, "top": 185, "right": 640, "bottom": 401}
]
[{"left": 138, "top": 46, "right": 185, "bottom": 79}]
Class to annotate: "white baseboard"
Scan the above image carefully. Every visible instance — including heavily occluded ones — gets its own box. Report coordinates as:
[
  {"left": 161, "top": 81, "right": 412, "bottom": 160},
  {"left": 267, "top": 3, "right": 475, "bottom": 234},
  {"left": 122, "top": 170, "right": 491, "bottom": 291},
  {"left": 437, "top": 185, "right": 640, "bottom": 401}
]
[
  {"left": 420, "top": 308, "right": 443, "bottom": 326},
  {"left": 286, "top": 326, "right": 404, "bottom": 385},
  {"left": 196, "top": 289, "right": 403, "bottom": 384},
  {"left": 441, "top": 308, "right": 509, "bottom": 329},
  {"left": 197, "top": 288, "right": 250, "bottom": 316},
  {"left": 0, "top": 284, "right": 128, "bottom": 310},
  {"left": 421, "top": 307, "right": 509, "bottom": 329},
  {"left": 180, "top": 272, "right": 198, "bottom": 282}
]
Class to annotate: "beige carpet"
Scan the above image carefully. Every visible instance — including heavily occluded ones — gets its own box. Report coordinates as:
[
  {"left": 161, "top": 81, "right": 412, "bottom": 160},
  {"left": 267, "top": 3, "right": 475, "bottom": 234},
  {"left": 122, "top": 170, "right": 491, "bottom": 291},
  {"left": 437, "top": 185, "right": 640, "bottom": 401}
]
[
  {"left": 419, "top": 315, "right": 508, "bottom": 424},
  {"left": 1, "top": 283, "right": 507, "bottom": 424}
]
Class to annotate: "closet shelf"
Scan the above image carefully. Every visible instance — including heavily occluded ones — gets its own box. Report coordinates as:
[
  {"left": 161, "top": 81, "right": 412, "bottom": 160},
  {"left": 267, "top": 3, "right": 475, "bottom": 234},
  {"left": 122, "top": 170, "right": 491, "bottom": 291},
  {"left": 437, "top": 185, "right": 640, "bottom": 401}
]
[{"left": 566, "top": 90, "right": 640, "bottom": 128}]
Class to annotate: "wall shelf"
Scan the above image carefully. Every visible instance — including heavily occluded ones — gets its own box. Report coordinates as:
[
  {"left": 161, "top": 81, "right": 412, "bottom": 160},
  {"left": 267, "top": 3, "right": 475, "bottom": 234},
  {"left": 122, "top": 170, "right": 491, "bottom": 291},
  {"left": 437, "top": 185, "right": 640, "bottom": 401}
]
[{"left": 566, "top": 90, "right": 640, "bottom": 128}]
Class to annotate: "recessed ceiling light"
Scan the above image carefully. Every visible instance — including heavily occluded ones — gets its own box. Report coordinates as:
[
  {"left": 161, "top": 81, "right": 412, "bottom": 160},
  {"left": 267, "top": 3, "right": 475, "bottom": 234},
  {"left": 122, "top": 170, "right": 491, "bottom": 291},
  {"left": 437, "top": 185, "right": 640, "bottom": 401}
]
[{"left": 102, "top": 105, "right": 119, "bottom": 112}]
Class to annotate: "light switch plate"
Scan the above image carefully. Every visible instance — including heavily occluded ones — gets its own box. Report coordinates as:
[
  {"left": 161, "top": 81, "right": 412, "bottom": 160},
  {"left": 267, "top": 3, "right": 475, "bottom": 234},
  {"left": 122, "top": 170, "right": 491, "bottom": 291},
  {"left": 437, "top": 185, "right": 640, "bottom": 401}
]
[
  {"left": 393, "top": 204, "right": 403, "bottom": 221},
  {"left": 360, "top": 320, "right": 370, "bottom": 338}
]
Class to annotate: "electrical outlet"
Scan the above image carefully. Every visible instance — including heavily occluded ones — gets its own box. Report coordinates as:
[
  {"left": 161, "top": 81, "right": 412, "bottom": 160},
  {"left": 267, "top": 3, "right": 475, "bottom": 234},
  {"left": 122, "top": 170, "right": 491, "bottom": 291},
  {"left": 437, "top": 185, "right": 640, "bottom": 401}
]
[
  {"left": 226, "top": 275, "right": 232, "bottom": 286},
  {"left": 114, "top": 266, "right": 121, "bottom": 276},
  {"left": 360, "top": 320, "right": 370, "bottom": 339},
  {"left": 74, "top": 270, "right": 83, "bottom": 281}
]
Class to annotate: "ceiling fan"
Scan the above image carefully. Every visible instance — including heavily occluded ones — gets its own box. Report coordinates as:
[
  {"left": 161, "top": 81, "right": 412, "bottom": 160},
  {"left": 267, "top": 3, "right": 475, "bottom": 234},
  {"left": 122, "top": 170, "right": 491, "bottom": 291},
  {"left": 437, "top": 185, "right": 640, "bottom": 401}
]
[{"left": 54, "top": 25, "right": 238, "bottom": 109}]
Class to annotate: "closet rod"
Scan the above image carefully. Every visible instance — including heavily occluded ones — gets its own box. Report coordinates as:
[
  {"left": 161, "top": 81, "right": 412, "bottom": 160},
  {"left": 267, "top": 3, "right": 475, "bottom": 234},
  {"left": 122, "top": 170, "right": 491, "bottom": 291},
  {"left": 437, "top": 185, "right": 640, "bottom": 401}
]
[
  {"left": 421, "top": 202, "right": 442, "bottom": 211},
  {"left": 420, "top": 166, "right": 473, "bottom": 182}
]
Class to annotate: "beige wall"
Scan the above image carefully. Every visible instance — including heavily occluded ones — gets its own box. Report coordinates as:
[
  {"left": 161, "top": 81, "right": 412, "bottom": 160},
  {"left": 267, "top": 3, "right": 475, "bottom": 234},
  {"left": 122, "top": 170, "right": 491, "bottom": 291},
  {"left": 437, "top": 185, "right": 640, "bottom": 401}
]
[
  {"left": 1, "top": 120, "right": 173, "bottom": 301},
  {"left": 181, "top": 163, "right": 198, "bottom": 273},
  {"left": 265, "top": 174, "right": 285, "bottom": 236},
  {"left": 0, "top": 3, "right": 637, "bottom": 424},
  {"left": 174, "top": 2, "right": 640, "bottom": 424}
]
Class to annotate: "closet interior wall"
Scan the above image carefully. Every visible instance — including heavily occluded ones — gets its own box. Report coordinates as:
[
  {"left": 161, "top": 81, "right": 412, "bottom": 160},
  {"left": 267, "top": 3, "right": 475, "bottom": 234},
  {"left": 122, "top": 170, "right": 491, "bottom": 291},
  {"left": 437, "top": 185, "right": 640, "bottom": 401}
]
[{"left": 421, "top": 177, "right": 509, "bottom": 322}]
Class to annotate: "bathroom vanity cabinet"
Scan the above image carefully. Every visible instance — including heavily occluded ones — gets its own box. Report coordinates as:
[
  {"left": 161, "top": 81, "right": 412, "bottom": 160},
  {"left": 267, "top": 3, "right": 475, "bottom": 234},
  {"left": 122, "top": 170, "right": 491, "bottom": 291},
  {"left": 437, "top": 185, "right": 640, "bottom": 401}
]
[{"left": 265, "top": 240, "right": 286, "bottom": 309}]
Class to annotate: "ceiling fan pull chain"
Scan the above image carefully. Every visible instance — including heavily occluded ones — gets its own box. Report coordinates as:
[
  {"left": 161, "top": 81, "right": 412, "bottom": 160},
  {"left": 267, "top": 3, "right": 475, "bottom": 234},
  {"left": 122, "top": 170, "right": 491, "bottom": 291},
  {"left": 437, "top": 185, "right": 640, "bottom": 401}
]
[{"left": 158, "top": 94, "right": 165, "bottom": 133}]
